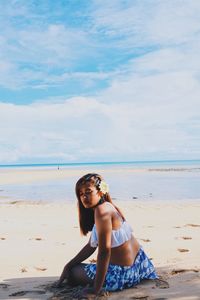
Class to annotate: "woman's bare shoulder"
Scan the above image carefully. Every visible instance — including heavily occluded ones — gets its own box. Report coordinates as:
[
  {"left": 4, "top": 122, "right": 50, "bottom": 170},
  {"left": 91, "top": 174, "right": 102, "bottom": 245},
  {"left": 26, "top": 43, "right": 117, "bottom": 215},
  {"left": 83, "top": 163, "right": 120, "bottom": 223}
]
[
  {"left": 95, "top": 202, "right": 112, "bottom": 218},
  {"left": 95, "top": 203, "right": 112, "bottom": 231}
]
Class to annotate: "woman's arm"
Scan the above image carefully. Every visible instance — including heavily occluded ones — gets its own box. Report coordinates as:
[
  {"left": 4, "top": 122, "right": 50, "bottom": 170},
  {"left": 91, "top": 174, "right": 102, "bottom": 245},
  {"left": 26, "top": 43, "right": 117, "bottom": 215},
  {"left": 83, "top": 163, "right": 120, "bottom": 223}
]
[
  {"left": 93, "top": 209, "right": 112, "bottom": 294},
  {"left": 68, "top": 241, "right": 96, "bottom": 268},
  {"left": 58, "top": 241, "right": 96, "bottom": 286}
]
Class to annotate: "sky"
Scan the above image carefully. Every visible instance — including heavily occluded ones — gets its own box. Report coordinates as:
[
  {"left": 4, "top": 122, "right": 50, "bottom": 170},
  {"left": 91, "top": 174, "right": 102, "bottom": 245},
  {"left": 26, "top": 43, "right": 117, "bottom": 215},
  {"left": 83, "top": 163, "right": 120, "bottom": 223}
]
[{"left": 0, "top": 0, "right": 200, "bottom": 164}]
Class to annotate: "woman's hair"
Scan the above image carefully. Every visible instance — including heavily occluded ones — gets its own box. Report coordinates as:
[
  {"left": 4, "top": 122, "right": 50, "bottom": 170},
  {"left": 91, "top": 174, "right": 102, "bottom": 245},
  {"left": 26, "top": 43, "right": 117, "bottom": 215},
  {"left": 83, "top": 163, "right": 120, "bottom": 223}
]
[{"left": 75, "top": 173, "right": 125, "bottom": 235}]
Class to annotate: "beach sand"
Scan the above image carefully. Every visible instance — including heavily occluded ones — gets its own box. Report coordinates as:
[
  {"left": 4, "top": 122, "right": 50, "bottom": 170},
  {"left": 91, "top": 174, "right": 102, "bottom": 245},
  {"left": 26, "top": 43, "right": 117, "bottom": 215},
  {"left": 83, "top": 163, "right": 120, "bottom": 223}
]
[{"left": 0, "top": 169, "right": 200, "bottom": 299}]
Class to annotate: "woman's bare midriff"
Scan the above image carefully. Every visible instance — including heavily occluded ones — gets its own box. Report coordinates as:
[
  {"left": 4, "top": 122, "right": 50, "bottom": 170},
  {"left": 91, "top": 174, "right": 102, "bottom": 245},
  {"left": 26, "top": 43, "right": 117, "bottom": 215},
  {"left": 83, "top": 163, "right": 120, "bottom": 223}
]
[{"left": 109, "top": 236, "right": 140, "bottom": 266}]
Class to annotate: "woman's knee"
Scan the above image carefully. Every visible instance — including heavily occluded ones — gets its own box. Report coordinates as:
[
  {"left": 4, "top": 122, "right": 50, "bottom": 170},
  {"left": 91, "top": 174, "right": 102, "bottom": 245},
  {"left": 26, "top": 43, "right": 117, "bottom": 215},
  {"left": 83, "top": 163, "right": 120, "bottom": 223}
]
[
  {"left": 68, "top": 265, "right": 79, "bottom": 285},
  {"left": 68, "top": 264, "right": 93, "bottom": 286}
]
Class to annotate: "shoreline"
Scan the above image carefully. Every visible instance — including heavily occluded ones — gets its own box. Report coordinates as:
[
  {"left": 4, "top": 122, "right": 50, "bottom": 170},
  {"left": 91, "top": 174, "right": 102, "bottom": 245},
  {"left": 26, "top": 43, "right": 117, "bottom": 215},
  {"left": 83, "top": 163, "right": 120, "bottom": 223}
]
[{"left": 1, "top": 166, "right": 200, "bottom": 204}]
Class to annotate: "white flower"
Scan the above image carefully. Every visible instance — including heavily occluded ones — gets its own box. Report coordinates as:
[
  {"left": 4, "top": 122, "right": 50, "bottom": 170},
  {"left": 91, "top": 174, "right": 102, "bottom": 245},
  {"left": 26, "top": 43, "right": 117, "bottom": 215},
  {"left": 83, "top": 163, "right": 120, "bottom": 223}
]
[{"left": 99, "top": 181, "right": 109, "bottom": 194}]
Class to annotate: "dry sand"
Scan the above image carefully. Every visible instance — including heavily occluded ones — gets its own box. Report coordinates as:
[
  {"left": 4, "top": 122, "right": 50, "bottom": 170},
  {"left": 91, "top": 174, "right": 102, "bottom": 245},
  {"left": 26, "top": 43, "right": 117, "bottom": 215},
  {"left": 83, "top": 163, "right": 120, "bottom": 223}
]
[{"left": 0, "top": 169, "right": 200, "bottom": 299}]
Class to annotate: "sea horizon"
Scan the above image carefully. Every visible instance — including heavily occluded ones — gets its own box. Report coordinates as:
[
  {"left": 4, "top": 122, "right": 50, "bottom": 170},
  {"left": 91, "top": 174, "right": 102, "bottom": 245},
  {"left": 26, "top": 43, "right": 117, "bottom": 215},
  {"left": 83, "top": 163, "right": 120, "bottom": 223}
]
[{"left": 1, "top": 158, "right": 200, "bottom": 169}]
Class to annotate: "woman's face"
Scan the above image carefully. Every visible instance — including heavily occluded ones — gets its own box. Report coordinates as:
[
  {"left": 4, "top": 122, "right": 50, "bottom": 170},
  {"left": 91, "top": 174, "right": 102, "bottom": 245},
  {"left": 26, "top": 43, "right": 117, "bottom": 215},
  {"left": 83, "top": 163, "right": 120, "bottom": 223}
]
[{"left": 79, "top": 182, "right": 102, "bottom": 208}]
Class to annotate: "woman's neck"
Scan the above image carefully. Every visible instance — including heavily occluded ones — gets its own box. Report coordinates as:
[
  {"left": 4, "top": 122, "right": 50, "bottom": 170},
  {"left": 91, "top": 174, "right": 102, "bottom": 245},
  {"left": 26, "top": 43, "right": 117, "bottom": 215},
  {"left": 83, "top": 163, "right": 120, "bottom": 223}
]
[{"left": 92, "top": 196, "right": 105, "bottom": 209}]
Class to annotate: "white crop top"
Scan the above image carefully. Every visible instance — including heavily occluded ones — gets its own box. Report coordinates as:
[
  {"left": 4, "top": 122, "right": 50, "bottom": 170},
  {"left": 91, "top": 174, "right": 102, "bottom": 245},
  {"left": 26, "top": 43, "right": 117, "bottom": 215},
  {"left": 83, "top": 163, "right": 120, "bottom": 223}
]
[{"left": 90, "top": 221, "right": 133, "bottom": 248}]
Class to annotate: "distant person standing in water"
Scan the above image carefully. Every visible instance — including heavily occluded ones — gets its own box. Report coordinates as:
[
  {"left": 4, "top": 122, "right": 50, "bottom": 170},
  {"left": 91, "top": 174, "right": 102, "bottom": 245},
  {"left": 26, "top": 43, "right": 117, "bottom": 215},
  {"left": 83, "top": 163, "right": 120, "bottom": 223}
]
[{"left": 56, "top": 173, "right": 158, "bottom": 297}]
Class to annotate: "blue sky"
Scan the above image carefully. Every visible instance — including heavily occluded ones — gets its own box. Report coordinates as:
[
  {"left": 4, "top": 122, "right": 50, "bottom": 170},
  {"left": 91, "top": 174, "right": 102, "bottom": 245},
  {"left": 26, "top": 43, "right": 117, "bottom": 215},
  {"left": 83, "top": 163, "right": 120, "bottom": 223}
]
[{"left": 0, "top": 0, "right": 200, "bottom": 164}]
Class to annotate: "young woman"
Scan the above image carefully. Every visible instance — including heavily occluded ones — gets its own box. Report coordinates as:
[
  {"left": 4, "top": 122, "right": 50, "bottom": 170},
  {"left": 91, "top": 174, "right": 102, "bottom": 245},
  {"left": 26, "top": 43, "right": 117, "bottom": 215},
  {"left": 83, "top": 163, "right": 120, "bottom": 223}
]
[{"left": 57, "top": 173, "right": 158, "bottom": 297}]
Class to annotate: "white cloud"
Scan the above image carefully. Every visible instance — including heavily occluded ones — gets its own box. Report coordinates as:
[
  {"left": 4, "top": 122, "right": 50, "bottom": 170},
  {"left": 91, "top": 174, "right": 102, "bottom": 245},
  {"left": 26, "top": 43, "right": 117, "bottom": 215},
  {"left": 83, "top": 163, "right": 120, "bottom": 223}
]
[
  {"left": 0, "top": 1, "right": 99, "bottom": 89},
  {"left": 0, "top": 1, "right": 200, "bottom": 163},
  {"left": 0, "top": 71, "right": 200, "bottom": 163},
  {"left": 90, "top": 0, "right": 200, "bottom": 46},
  {"left": 1, "top": 0, "right": 200, "bottom": 90}
]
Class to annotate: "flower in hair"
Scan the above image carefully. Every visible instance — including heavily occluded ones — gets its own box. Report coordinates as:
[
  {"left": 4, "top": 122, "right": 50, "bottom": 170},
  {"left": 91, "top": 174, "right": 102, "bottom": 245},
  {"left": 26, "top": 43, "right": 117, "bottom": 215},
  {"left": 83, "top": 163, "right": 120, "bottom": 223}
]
[{"left": 99, "top": 180, "right": 109, "bottom": 194}]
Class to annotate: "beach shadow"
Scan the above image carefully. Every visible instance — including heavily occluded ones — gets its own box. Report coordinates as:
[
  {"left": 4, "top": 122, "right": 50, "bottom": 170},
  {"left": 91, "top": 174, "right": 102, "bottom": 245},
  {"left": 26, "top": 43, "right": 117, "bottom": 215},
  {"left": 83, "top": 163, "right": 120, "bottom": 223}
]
[
  {"left": 0, "top": 276, "right": 56, "bottom": 300},
  {"left": 1, "top": 268, "right": 200, "bottom": 300},
  {"left": 1, "top": 276, "right": 110, "bottom": 299},
  {"left": 0, "top": 276, "right": 169, "bottom": 300}
]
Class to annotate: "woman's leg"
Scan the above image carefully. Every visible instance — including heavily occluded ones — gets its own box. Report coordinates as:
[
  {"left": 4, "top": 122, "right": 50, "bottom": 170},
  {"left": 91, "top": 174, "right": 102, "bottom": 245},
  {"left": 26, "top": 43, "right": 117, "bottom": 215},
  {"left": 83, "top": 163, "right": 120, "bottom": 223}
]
[{"left": 68, "top": 263, "right": 94, "bottom": 286}]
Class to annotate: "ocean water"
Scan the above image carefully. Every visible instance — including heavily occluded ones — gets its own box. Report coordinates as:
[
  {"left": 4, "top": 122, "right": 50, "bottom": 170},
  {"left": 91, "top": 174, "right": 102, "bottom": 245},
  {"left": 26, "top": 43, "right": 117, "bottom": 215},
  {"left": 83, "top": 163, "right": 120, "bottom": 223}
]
[
  {"left": 1, "top": 159, "right": 200, "bottom": 170},
  {"left": 0, "top": 160, "right": 200, "bottom": 203}
]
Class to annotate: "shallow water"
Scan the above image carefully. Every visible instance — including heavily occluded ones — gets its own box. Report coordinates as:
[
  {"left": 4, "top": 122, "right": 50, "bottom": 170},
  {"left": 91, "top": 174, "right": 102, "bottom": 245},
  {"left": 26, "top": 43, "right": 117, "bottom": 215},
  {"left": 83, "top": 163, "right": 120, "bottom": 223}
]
[{"left": 0, "top": 161, "right": 200, "bottom": 203}]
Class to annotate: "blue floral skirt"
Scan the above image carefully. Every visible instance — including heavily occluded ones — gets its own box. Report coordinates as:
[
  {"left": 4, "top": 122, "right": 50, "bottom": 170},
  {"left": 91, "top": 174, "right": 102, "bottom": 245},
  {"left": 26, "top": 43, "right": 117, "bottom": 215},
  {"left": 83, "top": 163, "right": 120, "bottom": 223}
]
[{"left": 84, "top": 247, "right": 158, "bottom": 291}]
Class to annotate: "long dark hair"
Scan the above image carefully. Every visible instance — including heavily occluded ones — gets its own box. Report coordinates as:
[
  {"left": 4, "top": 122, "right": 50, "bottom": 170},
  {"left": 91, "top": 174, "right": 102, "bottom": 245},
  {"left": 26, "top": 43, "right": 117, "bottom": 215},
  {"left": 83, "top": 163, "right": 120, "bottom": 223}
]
[{"left": 75, "top": 173, "right": 125, "bottom": 235}]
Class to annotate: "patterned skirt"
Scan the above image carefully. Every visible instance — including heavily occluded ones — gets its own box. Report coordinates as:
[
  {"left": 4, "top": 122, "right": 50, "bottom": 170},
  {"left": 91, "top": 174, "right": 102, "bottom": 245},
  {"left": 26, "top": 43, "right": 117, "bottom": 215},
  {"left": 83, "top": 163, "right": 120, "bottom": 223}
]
[{"left": 84, "top": 247, "right": 158, "bottom": 291}]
